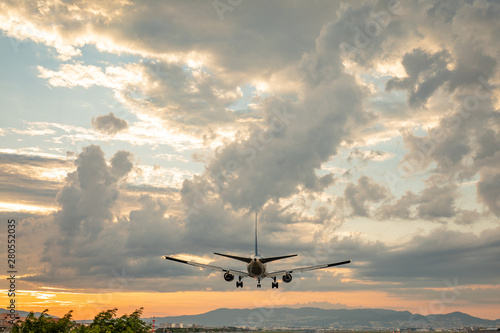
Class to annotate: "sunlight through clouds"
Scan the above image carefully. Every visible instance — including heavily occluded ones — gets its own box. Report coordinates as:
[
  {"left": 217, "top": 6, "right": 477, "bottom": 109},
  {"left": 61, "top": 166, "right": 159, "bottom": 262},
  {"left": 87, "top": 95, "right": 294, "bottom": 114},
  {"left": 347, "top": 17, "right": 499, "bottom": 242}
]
[{"left": 1, "top": 0, "right": 499, "bottom": 321}]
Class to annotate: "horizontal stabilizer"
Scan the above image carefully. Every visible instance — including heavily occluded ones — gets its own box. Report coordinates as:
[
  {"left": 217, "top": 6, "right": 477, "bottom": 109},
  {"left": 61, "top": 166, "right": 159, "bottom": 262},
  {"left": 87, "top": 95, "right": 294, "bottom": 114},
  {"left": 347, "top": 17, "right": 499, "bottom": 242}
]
[
  {"left": 214, "top": 252, "right": 252, "bottom": 263},
  {"left": 326, "top": 260, "right": 351, "bottom": 267},
  {"left": 163, "top": 256, "right": 250, "bottom": 277},
  {"left": 261, "top": 254, "right": 298, "bottom": 264},
  {"left": 265, "top": 259, "right": 352, "bottom": 278}
]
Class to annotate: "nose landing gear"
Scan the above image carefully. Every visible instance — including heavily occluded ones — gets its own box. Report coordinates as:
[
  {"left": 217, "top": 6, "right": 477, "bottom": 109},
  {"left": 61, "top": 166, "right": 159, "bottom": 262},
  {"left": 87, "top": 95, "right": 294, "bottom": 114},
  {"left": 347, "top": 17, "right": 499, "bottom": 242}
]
[{"left": 257, "top": 277, "right": 261, "bottom": 288}]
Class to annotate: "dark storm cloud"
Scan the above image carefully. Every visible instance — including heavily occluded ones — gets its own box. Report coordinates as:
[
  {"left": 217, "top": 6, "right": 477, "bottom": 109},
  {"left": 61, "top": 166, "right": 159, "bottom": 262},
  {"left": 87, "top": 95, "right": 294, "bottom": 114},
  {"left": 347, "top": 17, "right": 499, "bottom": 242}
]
[{"left": 91, "top": 112, "right": 128, "bottom": 135}]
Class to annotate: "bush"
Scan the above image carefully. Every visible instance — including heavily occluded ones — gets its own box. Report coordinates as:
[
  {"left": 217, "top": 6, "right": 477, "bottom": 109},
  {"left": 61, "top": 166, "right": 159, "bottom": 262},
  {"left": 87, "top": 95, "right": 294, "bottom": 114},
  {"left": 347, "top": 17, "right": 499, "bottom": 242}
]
[{"left": 11, "top": 307, "right": 151, "bottom": 333}]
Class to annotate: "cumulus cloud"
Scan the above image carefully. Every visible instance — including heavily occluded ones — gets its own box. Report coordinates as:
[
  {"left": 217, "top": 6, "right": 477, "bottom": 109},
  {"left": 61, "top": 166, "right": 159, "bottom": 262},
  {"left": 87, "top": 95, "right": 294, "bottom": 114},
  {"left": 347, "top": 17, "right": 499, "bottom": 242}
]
[
  {"left": 386, "top": 48, "right": 452, "bottom": 108},
  {"left": 92, "top": 112, "right": 129, "bottom": 135},
  {"left": 376, "top": 184, "right": 459, "bottom": 221},
  {"left": 477, "top": 171, "right": 500, "bottom": 216},
  {"left": 5, "top": 0, "right": 500, "bottom": 304},
  {"left": 376, "top": 191, "right": 417, "bottom": 220},
  {"left": 54, "top": 145, "right": 133, "bottom": 238},
  {"left": 179, "top": 2, "right": 382, "bottom": 213},
  {"left": 344, "top": 176, "right": 389, "bottom": 217}
]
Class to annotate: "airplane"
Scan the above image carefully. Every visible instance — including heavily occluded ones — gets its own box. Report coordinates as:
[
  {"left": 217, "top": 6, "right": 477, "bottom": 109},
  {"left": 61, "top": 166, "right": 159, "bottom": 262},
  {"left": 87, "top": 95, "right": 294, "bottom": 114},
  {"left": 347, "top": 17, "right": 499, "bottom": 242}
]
[{"left": 163, "top": 214, "right": 351, "bottom": 289}]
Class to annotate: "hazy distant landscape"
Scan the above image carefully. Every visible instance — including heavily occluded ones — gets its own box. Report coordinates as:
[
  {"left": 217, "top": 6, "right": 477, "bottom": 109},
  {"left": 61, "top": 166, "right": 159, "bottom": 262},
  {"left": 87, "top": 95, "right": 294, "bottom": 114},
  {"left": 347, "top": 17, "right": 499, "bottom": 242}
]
[
  {"left": 144, "top": 307, "right": 500, "bottom": 330},
  {"left": 4, "top": 307, "right": 498, "bottom": 330}
]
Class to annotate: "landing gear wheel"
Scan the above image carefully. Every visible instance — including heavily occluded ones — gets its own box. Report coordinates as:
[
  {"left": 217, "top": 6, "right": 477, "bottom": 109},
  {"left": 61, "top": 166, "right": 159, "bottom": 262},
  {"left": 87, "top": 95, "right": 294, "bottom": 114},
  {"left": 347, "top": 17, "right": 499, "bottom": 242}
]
[
  {"left": 272, "top": 282, "right": 279, "bottom": 289},
  {"left": 236, "top": 281, "right": 243, "bottom": 288},
  {"left": 257, "top": 284, "right": 261, "bottom": 288}
]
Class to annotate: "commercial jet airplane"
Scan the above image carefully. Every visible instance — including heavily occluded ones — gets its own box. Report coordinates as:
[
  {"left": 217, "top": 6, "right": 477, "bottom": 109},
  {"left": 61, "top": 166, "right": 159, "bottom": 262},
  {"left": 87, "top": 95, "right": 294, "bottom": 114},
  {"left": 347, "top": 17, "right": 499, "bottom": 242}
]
[{"left": 163, "top": 214, "right": 351, "bottom": 288}]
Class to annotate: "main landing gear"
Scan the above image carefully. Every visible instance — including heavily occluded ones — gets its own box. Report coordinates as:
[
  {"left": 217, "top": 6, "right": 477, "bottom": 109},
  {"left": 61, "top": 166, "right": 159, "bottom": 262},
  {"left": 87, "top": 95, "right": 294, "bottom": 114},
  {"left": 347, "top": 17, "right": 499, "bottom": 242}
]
[
  {"left": 271, "top": 277, "right": 279, "bottom": 289},
  {"left": 236, "top": 276, "right": 243, "bottom": 288}
]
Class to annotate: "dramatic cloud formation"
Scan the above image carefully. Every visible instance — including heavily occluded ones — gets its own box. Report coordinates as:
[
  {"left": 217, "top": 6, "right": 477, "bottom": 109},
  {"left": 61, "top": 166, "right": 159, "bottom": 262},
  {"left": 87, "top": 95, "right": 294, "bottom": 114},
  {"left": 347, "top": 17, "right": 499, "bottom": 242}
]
[{"left": 1, "top": 0, "right": 500, "bottom": 320}]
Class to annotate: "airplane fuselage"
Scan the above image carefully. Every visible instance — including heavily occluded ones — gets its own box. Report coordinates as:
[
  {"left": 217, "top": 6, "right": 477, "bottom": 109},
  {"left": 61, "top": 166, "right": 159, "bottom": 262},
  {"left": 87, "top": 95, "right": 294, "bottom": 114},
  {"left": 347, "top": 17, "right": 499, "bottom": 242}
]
[{"left": 247, "top": 255, "right": 266, "bottom": 277}]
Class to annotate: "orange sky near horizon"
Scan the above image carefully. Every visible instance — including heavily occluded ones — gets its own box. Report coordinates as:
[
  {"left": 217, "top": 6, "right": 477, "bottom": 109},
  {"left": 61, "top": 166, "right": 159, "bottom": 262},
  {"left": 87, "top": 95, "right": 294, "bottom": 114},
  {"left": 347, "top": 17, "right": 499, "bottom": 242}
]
[{"left": 2, "top": 289, "right": 499, "bottom": 321}]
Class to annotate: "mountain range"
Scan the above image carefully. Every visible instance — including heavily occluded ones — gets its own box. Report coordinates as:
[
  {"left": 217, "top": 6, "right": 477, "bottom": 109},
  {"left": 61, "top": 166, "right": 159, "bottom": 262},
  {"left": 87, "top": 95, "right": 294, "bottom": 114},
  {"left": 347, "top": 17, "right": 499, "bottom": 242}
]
[
  {"left": 3, "top": 307, "right": 499, "bottom": 329},
  {"left": 145, "top": 307, "right": 500, "bottom": 329}
]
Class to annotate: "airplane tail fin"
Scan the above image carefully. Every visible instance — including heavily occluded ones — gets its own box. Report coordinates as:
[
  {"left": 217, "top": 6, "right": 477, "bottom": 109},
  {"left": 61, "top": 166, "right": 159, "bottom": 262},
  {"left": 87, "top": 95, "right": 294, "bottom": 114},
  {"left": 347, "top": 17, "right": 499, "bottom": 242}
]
[
  {"left": 255, "top": 212, "right": 258, "bottom": 256},
  {"left": 254, "top": 213, "right": 296, "bottom": 263}
]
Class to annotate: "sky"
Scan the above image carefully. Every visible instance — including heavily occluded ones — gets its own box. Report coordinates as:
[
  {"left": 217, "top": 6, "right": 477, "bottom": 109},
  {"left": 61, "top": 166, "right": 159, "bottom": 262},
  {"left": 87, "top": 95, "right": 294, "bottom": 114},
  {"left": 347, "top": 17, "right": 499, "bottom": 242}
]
[{"left": 0, "top": 0, "right": 499, "bottom": 322}]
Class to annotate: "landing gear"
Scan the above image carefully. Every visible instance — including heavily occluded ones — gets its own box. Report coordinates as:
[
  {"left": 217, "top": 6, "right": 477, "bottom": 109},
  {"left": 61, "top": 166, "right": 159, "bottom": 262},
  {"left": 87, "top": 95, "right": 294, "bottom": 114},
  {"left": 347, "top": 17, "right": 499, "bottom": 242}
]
[
  {"left": 236, "top": 276, "right": 243, "bottom": 288},
  {"left": 271, "top": 277, "right": 279, "bottom": 289},
  {"left": 257, "top": 277, "right": 261, "bottom": 288}
]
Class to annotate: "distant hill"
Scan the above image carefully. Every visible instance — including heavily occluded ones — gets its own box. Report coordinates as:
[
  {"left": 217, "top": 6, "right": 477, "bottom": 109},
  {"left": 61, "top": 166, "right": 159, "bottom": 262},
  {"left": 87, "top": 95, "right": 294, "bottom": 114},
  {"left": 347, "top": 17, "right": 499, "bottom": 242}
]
[
  {"left": 145, "top": 307, "right": 500, "bottom": 329},
  {"left": 0, "top": 308, "right": 57, "bottom": 318}
]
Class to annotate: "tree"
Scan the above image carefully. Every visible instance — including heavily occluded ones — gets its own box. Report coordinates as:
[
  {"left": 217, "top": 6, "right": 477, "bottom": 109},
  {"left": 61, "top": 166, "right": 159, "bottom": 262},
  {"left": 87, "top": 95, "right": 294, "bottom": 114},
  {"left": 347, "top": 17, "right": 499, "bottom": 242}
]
[
  {"left": 11, "top": 309, "right": 75, "bottom": 333},
  {"left": 11, "top": 308, "right": 151, "bottom": 333}
]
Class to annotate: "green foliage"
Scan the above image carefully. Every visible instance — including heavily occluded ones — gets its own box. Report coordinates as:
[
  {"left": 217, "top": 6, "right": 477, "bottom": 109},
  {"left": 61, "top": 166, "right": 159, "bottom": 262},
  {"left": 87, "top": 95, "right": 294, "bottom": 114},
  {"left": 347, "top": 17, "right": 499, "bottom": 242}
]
[
  {"left": 11, "top": 309, "right": 75, "bottom": 333},
  {"left": 11, "top": 308, "right": 151, "bottom": 333}
]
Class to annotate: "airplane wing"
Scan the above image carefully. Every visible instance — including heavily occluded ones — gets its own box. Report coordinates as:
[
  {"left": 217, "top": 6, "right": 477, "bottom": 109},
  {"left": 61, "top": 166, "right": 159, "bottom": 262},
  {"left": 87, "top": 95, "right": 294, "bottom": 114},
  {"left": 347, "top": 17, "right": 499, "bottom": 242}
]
[
  {"left": 163, "top": 256, "right": 250, "bottom": 277},
  {"left": 265, "top": 259, "right": 351, "bottom": 278}
]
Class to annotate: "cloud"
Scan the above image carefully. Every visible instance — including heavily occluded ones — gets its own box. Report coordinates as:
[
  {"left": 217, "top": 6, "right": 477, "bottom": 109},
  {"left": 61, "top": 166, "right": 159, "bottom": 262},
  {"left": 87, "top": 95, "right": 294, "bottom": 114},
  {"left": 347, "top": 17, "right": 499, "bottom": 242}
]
[
  {"left": 179, "top": 2, "right": 385, "bottom": 213},
  {"left": 477, "top": 171, "right": 500, "bottom": 216},
  {"left": 344, "top": 176, "right": 389, "bottom": 217},
  {"left": 354, "top": 226, "right": 500, "bottom": 286},
  {"left": 347, "top": 148, "right": 395, "bottom": 164},
  {"left": 4, "top": 0, "right": 500, "bottom": 308},
  {"left": 0, "top": 152, "right": 71, "bottom": 210},
  {"left": 376, "top": 190, "right": 417, "bottom": 220},
  {"left": 454, "top": 209, "right": 481, "bottom": 226},
  {"left": 92, "top": 112, "right": 129, "bottom": 135},
  {"left": 54, "top": 145, "right": 133, "bottom": 238},
  {"left": 376, "top": 184, "right": 459, "bottom": 221},
  {"left": 386, "top": 48, "right": 452, "bottom": 108},
  {"left": 416, "top": 183, "right": 458, "bottom": 220}
]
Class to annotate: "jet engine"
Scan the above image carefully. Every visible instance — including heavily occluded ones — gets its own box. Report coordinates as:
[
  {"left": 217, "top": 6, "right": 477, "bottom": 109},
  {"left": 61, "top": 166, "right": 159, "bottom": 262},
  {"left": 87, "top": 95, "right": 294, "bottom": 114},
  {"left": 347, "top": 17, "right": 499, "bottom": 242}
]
[
  {"left": 224, "top": 272, "right": 235, "bottom": 282},
  {"left": 282, "top": 273, "right": 292, "bottom": 283}
]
